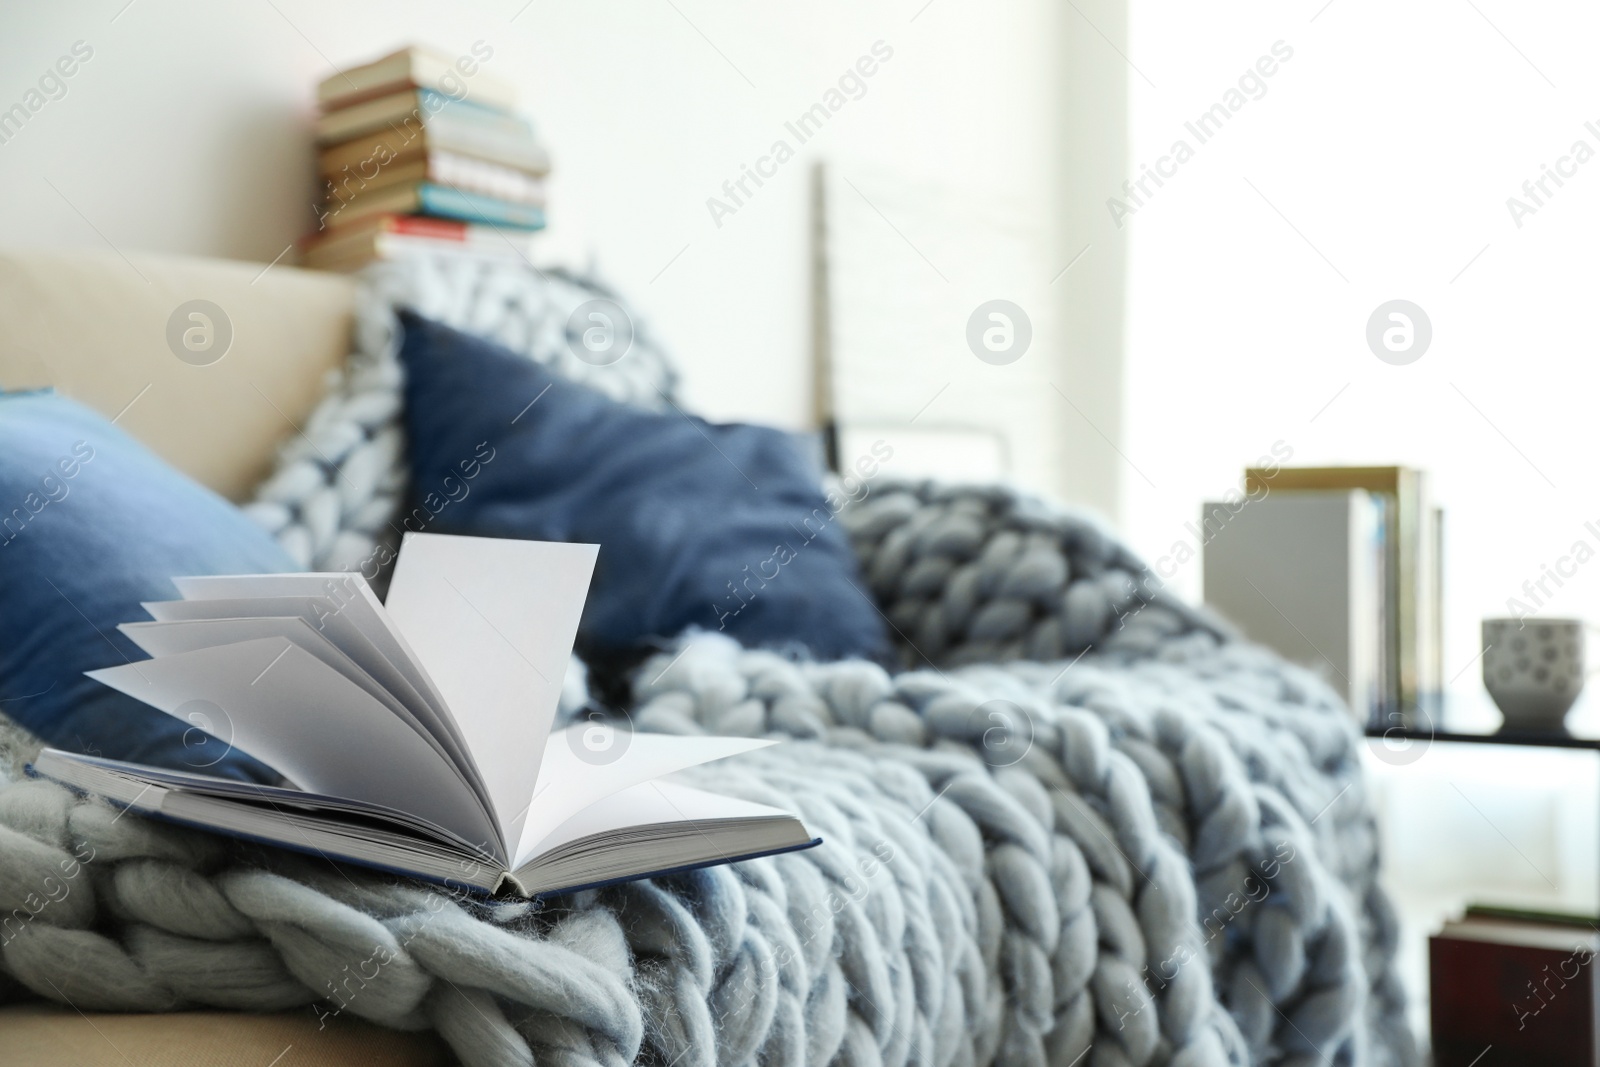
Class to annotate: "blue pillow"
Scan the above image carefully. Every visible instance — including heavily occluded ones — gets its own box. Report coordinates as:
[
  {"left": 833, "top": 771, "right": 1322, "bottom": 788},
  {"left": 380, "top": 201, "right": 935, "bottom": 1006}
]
[
  {"left": 0, "top": 391, "right": 296, "bottom": 781},
  {"left": 397, "top": 311, "right": 890, "bottom": 664}
]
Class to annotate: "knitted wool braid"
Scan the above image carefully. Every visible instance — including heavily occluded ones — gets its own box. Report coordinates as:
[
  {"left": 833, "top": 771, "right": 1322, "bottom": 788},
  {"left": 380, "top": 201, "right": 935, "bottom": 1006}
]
[
  {"left": 625, "top": 629, "right": 1411, "bottom": 1067},
  {"left": 831, "top": 478, "right": 1413, "bottom": 1062},
  {"left": 243, "top": 256, "right": 679, "bottom": 572},
  {"left": 839, "top": 480, "right": 1229, "bottom": 669},
  {"left": 0, "top": 737, "right": 975, "bottom": 1067}
]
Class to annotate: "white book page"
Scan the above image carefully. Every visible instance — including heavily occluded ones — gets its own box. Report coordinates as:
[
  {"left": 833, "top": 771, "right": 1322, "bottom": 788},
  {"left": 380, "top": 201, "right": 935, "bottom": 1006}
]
[
  {"left": 517, "top": 728, "right": 775, "bottom": 866},
  {"left": 170, "top": 574, "right": 461, "bottom": 746},
  {"left": 383, "top": 533, "right": 597, "bottom": 858},
  {"left": 118, "top": 617, "right": 489, "bottom": 809},
  {"left": 173, "top": 573, "right": 362, "bottom": 599},
  {"left": 123, "top": 616, "right": 423, "bottom": 730},
  {"left": 86, "top": 636, "right": 502, "bottom": 857},
  {"left": 528, "top": 778, "right": 797, "bottom": 858},
  {"left": 141, "top": 596, "right": 470, "bottom": 769}
]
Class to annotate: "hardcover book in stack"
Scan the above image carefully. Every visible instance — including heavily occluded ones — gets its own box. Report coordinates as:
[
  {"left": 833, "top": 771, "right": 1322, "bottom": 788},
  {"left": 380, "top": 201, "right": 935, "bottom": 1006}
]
[
  {"left": 1202, "top": 466, "right": 1443, "bottom": 724},
  {"left": 1430, "top": 906, "right": 1600, "bottom": 1066},
  {"left": 301, "top": 46, "right": 550, "bottom": 272}
]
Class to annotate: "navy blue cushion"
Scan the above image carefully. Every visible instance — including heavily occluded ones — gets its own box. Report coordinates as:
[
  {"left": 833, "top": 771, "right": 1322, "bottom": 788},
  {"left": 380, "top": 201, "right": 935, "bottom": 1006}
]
[
  {"left": 0, "top": 391, "right": 296, "bottom": 780},
  {"left": 397, "top": 311, "right": 889, "bottom": 664}
]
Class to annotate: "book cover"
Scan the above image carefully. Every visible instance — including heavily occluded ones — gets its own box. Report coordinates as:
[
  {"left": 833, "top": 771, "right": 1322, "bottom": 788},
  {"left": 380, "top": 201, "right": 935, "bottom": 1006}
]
[
  {"left": 317, "top": 87, "right": 535, "bottom": 146},
  {"left": 1201, "top": 490, "right": 1385, "bottom": 719},
  {"left": 299, "top": 214, "right": 538, "bottom": 271},
  {"left": 318, "top": 46, "right": 517, "bottom": 113},
  {"left": 1242, "top": 466, "right": 1440, "bottom": 717},
  {"left": 321, "top": 149, "right": 547, "bottom": 210},
  {"left": 301, "top": 231, "right": 536, "bottom": 272},
  {"left": 320, "top": 183, "right": 546, "bottom": 233},
  {"left": 320, "top": 124, "right": 551, "bottom": 179},
  {"left": 1431, "top": 918, "right": 1600, "bottom": 1066}
]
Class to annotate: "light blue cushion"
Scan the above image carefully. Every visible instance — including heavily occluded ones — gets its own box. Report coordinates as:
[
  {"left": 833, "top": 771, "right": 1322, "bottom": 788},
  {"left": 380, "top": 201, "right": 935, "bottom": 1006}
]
[{"left": 0, "top": 391, "right": 296, "bottom": 780}]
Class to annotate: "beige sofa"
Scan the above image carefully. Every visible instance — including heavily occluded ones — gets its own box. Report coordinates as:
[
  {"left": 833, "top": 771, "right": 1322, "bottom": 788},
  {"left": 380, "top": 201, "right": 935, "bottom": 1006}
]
[
  {"left": 0, "top": 246, "right": 451, "bottom": 1063},
  {"left": 0, "top": 246, "right": 355, "bottom": 501},
  {"left": 0, "top": 1005, "right": 452, "bottom": 1066}
]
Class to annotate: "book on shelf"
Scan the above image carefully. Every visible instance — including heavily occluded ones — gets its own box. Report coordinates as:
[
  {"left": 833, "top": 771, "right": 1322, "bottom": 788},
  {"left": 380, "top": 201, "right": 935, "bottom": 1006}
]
[
  {"left": 1241, "top": 465, "right": 1442, "bottom": 723},
  {"left": 320, "top": 124, "right": 552, "bottom": 180},
  {"left": 30, "top": 534, "right": 819, "bottom": 898},
  {"left": 316, "top": 87, "right": 535, "bottom": 146},
  {"left": 1430, "top": 908, "right": 1600, "bottom": 1067},
  {"left": 300, "top": 215, "right": 535, "bottom": 272},
  {"left": 1202, "top": 490, "right": 1386, "bottom": 719},
  {"left": 318, "top": 45, "right": 517, "bottom": 114},
  {"left": 1431, "top": 503, "right": 1445, "bottom": 704},
  {"left": 320, "top": 181, "right": 546, "bottom": 233},
  {"left": 322, "top": 150, "right": 547, "bottom": 209},
  {"left": 1463, "top": 904, "right": 1600, "bottom": 928}
]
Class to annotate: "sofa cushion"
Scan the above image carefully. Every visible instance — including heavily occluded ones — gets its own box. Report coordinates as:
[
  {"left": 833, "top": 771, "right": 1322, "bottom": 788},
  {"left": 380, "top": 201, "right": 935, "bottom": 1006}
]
[
  {"left": 0, "top": 391, "right": 296, "bottom": 780},
  {"left": 397, "top": 310, "right": 890, "bottom": 664}
]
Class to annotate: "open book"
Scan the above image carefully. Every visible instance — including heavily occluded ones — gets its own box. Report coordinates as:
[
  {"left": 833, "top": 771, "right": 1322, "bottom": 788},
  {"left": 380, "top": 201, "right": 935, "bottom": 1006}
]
[{"left": 31, "top": 533, "right": 818, "bottom": 897}]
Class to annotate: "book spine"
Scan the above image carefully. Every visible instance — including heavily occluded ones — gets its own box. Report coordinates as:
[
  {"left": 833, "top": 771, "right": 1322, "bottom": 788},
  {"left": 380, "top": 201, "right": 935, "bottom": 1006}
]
[
  {"left": 318, "top": 100, "right": 535, "bottom": 153},
  {"left": 1413, "top": 483, "right": 1442, "bottom": 709},
  {"left": 415, "top": 184, "right": 547, "bottom": 230},
  {"left": 1396, "top": 469, "right": 1422, "bottom": 713},
  {"left": 425, "top": 125, "right": 551, "bottom": 175},
  {"left": 377, "top": 233, "right": 532, "bottom": 261},
  {"left": 1375, "top": 493, "right": 1399, "bottom": 718},
  {"left": 385, "top": 215, "right": 470, "bottom": 240},
  {"left": 415, "top": 89, "right": 535, "bottom": 136},
  {"left": 1432, "top": 505, "right": 1445, "bottom": 706},
  {"left": 428, "top": 151, "right": 546, "bottom": 205}
]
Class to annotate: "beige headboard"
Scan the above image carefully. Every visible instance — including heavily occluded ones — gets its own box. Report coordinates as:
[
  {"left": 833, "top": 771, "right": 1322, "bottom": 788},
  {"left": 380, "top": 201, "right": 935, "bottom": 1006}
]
[{"left": 0, "top": 246, "right": 357, "bottom": 501}]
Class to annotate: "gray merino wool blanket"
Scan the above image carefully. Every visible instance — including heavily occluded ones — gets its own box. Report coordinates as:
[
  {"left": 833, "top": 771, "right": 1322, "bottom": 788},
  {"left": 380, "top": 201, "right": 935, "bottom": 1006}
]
[{"left": 0, "top": 259, "right": 1415, "bottom": 1067}]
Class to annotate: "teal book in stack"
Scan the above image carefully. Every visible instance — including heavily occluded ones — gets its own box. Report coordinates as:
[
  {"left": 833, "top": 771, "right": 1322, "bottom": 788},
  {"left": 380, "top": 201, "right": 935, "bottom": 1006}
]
[{"left": 303, "top": 46, "right": 550, "bottom": 271}]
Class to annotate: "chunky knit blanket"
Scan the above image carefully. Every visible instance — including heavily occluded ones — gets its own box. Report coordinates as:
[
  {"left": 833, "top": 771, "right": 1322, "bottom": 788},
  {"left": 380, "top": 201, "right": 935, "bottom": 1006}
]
[{"left": 0, "top": 258, "right": 1416, "bottom": 1067}]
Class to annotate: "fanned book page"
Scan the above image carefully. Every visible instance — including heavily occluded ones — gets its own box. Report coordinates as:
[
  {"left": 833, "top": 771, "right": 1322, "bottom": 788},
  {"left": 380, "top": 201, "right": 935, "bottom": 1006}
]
[{"left": 31, "top": 533, "right": 819, "bottom": 896}]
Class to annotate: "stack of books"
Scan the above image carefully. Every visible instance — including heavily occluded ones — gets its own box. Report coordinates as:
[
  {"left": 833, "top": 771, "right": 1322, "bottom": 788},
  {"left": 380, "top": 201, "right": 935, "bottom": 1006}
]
[
  {"left": 1430, "top": 905, "right": 1600, "bottom": 1066},
  {"left": 1201, "top": 466, "right": 1443, "bottom": 724},
  {"left": 300, "top": 46, "right": 550, "bottom": 273}
]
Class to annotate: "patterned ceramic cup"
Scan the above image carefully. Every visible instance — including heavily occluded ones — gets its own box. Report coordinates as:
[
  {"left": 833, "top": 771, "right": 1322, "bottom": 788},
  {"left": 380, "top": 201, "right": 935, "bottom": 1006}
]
[{"left": 1482, "top": 617, "right": 1585, "bottom": 732}]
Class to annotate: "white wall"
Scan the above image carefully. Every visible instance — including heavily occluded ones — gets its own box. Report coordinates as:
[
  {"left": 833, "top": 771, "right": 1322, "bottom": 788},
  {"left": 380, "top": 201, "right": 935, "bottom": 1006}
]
[
  {"left": 1121, "top": 2, "right": 1600, "bottom": 1036},
  {"left": 0, "top": 0, "right": 1129, "bottom": 516},
  {"left": 1122, "top": 0, "right": 1600, "bottom": 669}
]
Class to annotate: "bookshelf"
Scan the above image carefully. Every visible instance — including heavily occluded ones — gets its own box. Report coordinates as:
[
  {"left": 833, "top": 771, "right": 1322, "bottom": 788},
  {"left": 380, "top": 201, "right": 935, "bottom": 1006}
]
[{"left": 1367, "top": 688, "right": 1600, "bottom": 751}]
